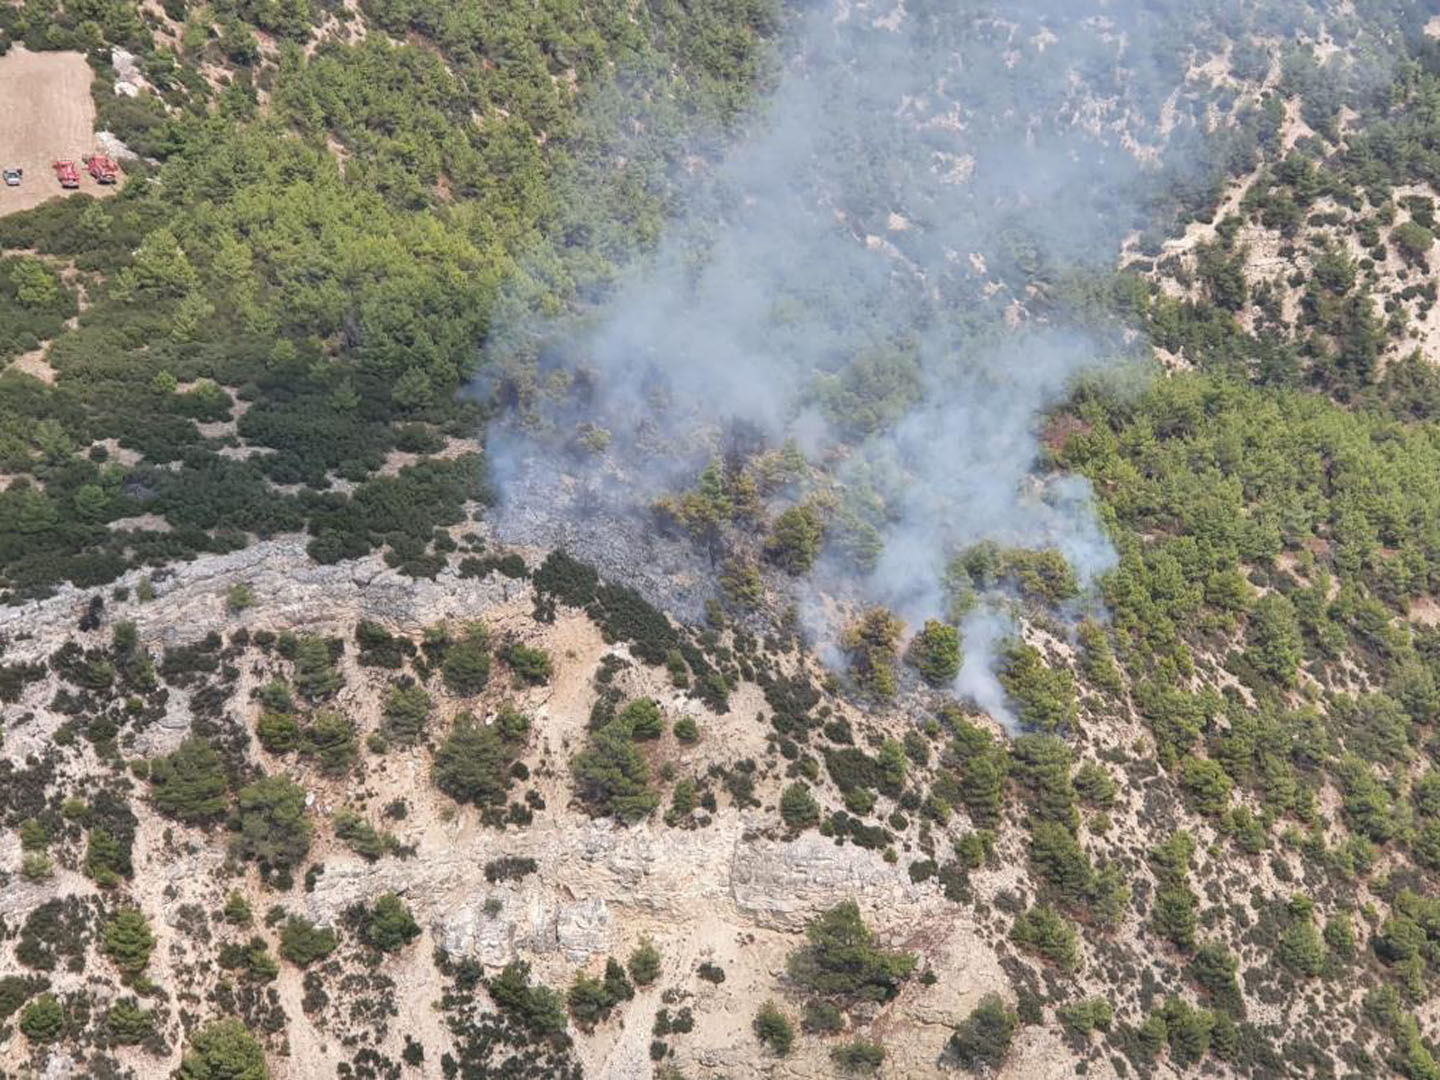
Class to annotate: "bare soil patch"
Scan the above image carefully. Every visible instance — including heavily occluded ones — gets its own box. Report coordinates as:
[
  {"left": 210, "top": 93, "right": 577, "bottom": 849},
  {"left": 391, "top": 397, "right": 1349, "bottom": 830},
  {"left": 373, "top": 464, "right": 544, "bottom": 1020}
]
[
  {"left": 0, "top": 45, "right": 119, "bottom": 218},
  {"left": 5, "top": 343, "right": 57, "bottom": 383}
]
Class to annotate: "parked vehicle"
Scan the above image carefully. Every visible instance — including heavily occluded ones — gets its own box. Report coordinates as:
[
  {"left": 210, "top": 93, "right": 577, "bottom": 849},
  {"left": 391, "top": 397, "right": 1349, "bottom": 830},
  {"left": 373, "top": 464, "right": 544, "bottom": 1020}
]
[
  {"left": 84, "top": 153, "right": 119, "bottom": 184},
  {"left": 52, "top": 160, "right": 79, "bottom": 188},
  {"left": 2, "top": 168, "right": 21, "bottom": 186}
]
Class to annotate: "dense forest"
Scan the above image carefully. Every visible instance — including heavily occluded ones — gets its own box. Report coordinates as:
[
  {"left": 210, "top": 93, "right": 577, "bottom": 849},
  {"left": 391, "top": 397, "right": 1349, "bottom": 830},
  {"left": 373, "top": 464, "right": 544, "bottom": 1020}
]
[{"left": 0, "top": 0, "right": 777, "bottom": 596}]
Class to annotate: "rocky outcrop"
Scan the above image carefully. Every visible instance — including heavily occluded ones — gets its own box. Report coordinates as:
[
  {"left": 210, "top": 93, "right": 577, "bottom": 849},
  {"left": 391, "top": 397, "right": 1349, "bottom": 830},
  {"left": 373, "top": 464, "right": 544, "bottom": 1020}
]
[
  {"left": 304, "top": 815, "right": 928, "bottom": 971},
  {"left": 435, "top": 893, "right": 614, "bottom": 964},
  {"left": 0, "top": 535, "right": 519, "bottom": 663},
  {"left": 110, "top": 46, "right": 145, "bottom": 97},
  {"left": 730, "top": 829, "right": 925, "bottom": 929}
]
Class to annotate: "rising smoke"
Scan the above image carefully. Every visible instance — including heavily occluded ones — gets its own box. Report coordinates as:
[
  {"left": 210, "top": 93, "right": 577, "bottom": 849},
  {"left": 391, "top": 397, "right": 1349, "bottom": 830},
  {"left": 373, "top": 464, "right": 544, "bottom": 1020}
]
[{"left": 482, "top": 0, "right": 1351, "bottom": 719}]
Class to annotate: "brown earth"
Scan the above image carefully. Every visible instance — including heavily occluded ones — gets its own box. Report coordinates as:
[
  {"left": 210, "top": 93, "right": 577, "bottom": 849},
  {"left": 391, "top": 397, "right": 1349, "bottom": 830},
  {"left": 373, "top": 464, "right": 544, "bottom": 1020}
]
[{"left": 0, "top": 45, "right": 119, "bottom": 218}]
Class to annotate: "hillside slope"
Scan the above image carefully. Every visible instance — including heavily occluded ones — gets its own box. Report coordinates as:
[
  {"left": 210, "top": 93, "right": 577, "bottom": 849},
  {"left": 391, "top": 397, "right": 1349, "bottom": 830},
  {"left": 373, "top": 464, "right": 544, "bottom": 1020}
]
[{"left": 7, "top": 2, "right": 1440, "bottom": 1080}]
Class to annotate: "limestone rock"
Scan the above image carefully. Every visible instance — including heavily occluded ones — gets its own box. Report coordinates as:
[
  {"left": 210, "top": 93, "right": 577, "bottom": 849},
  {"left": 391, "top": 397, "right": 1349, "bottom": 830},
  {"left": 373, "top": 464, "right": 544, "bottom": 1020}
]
[
  {"left": 0, "top": 535, "right": 519, "bottom": 667},
  {"left": 111, "top": 46, "right": 144, "bottom": 97},
  {"left": 553, "top": 897, "right": 613, "bottom": 961},
  {"left": 95, "top": 131, "right": 138, "bottom": 161},
  {"left": 730, "top": 829, "right": 924, "bottom": 929}
]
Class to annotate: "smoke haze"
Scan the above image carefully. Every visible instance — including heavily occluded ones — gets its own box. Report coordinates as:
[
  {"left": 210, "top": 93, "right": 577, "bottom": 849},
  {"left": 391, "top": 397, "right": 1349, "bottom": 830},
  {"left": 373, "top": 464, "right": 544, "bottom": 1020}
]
[{"left": 482, "top": 0, "right": 1368, "bottom": 716}]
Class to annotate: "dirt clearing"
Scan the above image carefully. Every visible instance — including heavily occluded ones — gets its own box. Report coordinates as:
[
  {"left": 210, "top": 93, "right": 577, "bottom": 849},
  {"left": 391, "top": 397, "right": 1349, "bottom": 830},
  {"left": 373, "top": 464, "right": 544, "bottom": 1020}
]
[{"left": 0, "top": 45, "right": 117, "bottom": 217}]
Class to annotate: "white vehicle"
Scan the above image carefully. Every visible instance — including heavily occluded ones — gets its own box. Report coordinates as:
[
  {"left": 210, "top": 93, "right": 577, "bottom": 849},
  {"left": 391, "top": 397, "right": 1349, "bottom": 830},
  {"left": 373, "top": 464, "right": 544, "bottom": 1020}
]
[{"left": 2, "top": 168, "right": 21, "bottom": 186}]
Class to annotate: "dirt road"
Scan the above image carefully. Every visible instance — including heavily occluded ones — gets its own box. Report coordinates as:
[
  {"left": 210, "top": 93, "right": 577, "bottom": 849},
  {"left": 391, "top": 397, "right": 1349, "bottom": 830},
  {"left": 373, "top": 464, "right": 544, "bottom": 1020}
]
[{"left": 0, "top": 45, "right": 117, "bottom": 217}]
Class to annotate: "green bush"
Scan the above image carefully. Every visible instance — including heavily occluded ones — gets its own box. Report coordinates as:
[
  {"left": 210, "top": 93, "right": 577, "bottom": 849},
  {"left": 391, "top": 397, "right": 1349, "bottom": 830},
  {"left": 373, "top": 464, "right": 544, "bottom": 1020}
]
[
  {"left": 102, "top": 908, "right": 156, "bottom": 980},
  {"left": 944, "top": 719, "right": 1009, "bottom": 828},
  {"left": 495, "top": 701, "right": 532, "bottom": 742},
  {"left": 781, "top": 782, "right": 821, "bottom": 830},
  {"left": 0, "top": 975, "right": 48, "bottom": 1022},
  {"left": 604, "top": 956, "right": 634, "bottom": 1002},
  {"left": 1077, "top": 618, "right": 1123, "bottom": 692},
  {"left": 484, "top": 856, "right": 538, "bottom": 883},
  {"left": 219, "top": 937, "right": 280, "bottom": 982},
  {"left": 301, "top": 710, "right": 359, "bottom": 776},
  {"left": 999, "top": 643, "right": 1077, "bottom": 731},
  {"left": 907, "top": 619, "right": 962, "bottom": 686},
  {"left": 803, "top": 999, "right": 845, "bottom": 1033},
  {"left": 568, "top": 972, "right": 615, "bottom": 1031},
  {"left": 232, "top": 774, "right": 313, "bottom": 870},
  {"left": 19, "top": 993, "right": 65, "bottom": 1043},
  {"left": 1057, "top": 997, "right": 1113, "bottom": 1035},
  {"left": 355, "top": 620, "right": 415, "bottom": 668},
  {"left": 434, "top": 715, "right": 515, "bottom": 809},
  {"left": 786, "top": 901, "right": 917, "bottom": 1003},
  {"left": 618, "top": 698, "right": 664, "bottom": 740},
  {"left": 565, "top": 959, "right": 633, "bottom": 1032},
  {"left": 753, "top": 1000, "right": 794, "bottom": 1055},
  {"left": 442, "top": 623, "right": 492, "bottom": 695},
  {"left": 1150, "top": 832, "right": 1199, "bottom": 950},
  {"left": 1338, "top": 756, "right": 1399, "bottom": 844},
  {"left": 673, "top": 715, "right": 700, "bottom": 743},
  {"left": 1073, "top": 762, "right": 1117, "bottom": 809},
  {"left": 334, "top": 809, "right": 399, "bottom": 861},
  {"left": 1188, "top": 941, "right": 1242, "bottom": 1013},
  {"left": 1180, "top": 756, "right": 1233, "bottom": 816},
  {"left": 280, "top": 916, "right": 339, "bottom": 967},
  {"left": 1153, "top": 885, "right": 1200, "bottom": 952},
  {"left": 107, "top": 997, "right": 155, "bottom": 1045},
  {"left": 383, "top": 684, "right": 433, "bottom": 744},
  {"left": 1008, "top": 733, "right": 1078, "bottom": 831},
  {"left": 843, "top": 608, "right": 903, "bottom": 699},
  {"left": 629, "top": 938, "right": 662, "bottom": 986},
  {"left": 502, "top": 641, "right": 553, "bottom": 685},
  {"left": 488, "top": 962, "right": 568, "bottom": 1038},
  {"left": 765, "top": 503, "right": 825, "bottom": 574},
  {"left": 1277, "top": 898, "right": 1327, "bottom": 978},
  {"left": 1010, "top": 903, "right": 1080, "bottom": 972},
  {"left": 257, "top": 709, "right": 302, "bottom": 754},
  {"left": 150, "top": 737, "right": 229, "bottom": 824},
  {"left": 224, "top": 891, "right": 254, "bottom": 927},
  {"left": 18, "top": 818, "right": 47, "bottom": 852},
  {"left": 293, "top": 634, "right": 342, "bottom": 700},
  {"left": 831, "top": 1038, "right": 886, "bottom": 1073},
  {"left": 949, "top": 993, "right": 1017, "bottom": 1072},
  {"left": 571, "top": 720, "right": 658, "bottom": 823},
  {"left": 1246, "top": 594, "right": 1302, "bottom": 686},
  {"left": 1392, "top": 219, "right": 1435, "bottom": 264},
  {"left": 1157, "top": 996, "right": 1216, "bottom": 1066},
  {"left": 177, "top": 1018, "right": 270, "bottom": 1080},
  {"left": 362, "top": 893, "right": 420, "bottom": 952}
]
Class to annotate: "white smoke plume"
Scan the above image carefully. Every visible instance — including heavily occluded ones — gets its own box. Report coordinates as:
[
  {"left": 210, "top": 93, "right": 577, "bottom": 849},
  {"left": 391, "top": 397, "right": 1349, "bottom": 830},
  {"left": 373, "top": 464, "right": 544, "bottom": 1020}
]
[{"left": 480, "top": 0, "right": 1384, "bottom": 718}]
